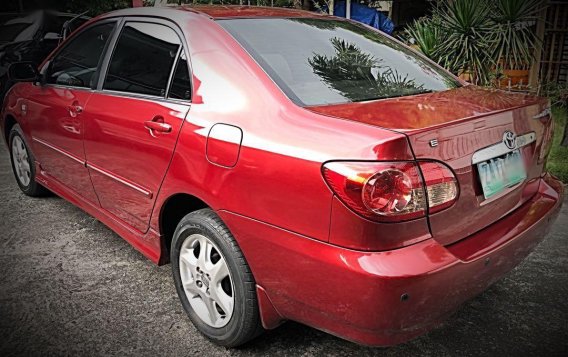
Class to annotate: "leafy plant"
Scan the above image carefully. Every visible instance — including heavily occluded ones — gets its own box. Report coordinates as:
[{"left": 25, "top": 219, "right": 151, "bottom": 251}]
[
  {"left": 308, "top": 38, "right": 425, "bottom": 101},
  {"left": 547, "top": 106, "right": 568, "bottom": 178},
  {"left": 541, "top": 82, "right": 568, "bottom": 147},
  {"left": 489, "top": 0, "right": 544, "bottom": 71},
  {"left": 405, "top": 17, "right": 444, "bottom": 61},
  {"left": 433, "top": 0, "right": 496, "bottom": 85},
  {"left": 542, "top": 81, "right": 568, "bottom": 108},
  {"left": 405, "top": 0, "right": 544, "bottom": 86}
]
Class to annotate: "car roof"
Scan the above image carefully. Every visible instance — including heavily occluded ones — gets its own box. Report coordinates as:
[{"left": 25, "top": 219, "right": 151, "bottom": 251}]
[
  {"left": 180, "top": 5, "right": 329, "bottom": 19},
  {"left": 102, "top": 5, "right": 329, "bottom": 21}
]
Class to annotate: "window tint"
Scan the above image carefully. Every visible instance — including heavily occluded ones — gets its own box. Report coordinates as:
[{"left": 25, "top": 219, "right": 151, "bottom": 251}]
[
  {"left": 47, "top": 22, "right": 114, "bottom": 88},
  {"left": 104, "top": 22, "right": 181, "bottom": 97},
  {"left": 168, "top": 51, "right": 191, "bottom": 100},
  {"left": 66, "top": 17, "right": 88, "bottom": 34},
  {"left": 219, "top": 18, "right": 460, "bottom": 106}
]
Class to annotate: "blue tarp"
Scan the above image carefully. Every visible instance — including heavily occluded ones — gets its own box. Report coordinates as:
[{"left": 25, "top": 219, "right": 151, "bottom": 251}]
[{"left": 332, "top": 1, "right": 394, "bottom": 35}]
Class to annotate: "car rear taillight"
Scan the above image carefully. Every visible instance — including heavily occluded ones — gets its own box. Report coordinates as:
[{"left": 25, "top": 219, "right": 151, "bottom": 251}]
[{"left": 322, "top": 161, "right": 458, "bottom": 222}]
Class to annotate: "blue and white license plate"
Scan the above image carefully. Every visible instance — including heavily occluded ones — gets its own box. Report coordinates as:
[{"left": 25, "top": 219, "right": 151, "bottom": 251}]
[{"left": 477, "top": 149, "right": 526, "bottom": 199}]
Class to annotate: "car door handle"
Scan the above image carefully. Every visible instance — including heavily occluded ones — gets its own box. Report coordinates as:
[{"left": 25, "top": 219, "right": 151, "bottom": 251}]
[
  {"left": 67, "top": 103, "right": 83, "bottom": 117},
  {"left": 144, "top": 117, "right": 172, "bottom": 137}
]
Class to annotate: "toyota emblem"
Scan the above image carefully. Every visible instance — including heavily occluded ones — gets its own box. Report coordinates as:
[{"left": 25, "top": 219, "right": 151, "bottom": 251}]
[{"left": 503, "top": 131, "right": 517, "bottom": 150}]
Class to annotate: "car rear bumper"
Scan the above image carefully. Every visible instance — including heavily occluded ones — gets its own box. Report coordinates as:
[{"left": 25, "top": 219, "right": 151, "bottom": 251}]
[{"left": 219, "top": 174, "right": 563, "bottom": 346}]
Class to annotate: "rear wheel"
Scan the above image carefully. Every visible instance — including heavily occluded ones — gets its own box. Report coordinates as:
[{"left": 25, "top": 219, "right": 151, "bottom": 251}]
[
  {"left": 9, "top": 124, "right": 49, "bottom": 197},
  {"left": 171, "top": 209, "right": 263, "bottom": 347}
]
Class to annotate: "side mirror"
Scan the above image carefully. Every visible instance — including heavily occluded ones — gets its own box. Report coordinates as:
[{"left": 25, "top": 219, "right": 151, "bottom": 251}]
[
  {"left": 8, "top": 62, "right": 40, "bottom": 82},
  {"left": 43, "top": 32, "right": 61, "bottom": 41}
]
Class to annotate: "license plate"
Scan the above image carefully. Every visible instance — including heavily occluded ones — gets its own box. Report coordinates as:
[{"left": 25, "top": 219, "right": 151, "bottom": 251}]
[{"left": 477, "top": 149, "right": 526, "bottom": 199}]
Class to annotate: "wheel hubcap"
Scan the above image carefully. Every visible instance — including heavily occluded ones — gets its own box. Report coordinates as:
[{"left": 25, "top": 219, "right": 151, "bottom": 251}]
[
  {"left": 179, "top": 234, "right": 234, "bottom": 328},
  {"left": 11, "top": 136, "right": 31, "bottom": 187}
]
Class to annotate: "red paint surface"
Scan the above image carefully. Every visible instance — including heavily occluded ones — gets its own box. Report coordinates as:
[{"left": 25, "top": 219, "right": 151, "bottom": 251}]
[
  {"left": 83, "top": 94, "right": 189, "bottom": 232},
  {"left": 309, "top": 86, "right": 553, "bottom": 245},
  {"left": 1, "top": 6, "right": 563, "bottom": 347},
  {"left": 206, "top": 124, "right": 243, "bottom": 167},
  {"left": 180, "top": 5, "right": 330, "bottom": 19}
]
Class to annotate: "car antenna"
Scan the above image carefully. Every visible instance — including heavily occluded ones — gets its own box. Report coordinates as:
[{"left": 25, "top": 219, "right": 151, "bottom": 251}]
[{"left": 61, "top": 10, "right": 89, "bottom": 43}]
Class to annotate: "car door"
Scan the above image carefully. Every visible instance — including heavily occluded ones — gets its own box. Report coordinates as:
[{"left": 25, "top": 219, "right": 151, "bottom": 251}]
[
  {"left": 26, "top": 20, "right": 117, "bottom": 203},
  {"left": 83, "top": 19, "right": 191, "bottom": 232}
]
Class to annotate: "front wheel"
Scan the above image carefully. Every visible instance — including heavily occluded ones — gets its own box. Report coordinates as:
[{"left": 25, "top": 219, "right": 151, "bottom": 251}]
[
  {"left": 9, "top": 124, "right": 49, "bottom": 197},
  {"left": 171, "top": 209, "right": 263, "bottom": 347}
]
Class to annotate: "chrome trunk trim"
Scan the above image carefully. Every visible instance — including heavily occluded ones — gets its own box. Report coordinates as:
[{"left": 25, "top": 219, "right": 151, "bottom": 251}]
[{"left": 471, "top": 132, "right": 536, "bottom": 165}]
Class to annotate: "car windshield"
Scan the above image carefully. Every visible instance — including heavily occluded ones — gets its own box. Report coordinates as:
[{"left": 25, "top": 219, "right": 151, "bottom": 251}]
[{"left": 219, "top": 18, "right": 460, "bottom": 106}]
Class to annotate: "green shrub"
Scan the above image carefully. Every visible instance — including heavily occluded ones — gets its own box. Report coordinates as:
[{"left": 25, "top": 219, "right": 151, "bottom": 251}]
[{"left": 547, "top": 106, "right": 568, "bottom": 183}]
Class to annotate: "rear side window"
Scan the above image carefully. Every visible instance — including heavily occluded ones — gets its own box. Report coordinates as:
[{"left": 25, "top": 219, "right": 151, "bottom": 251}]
[
  {"left": 168, "top": 51, "right": 191, "bottom": 100},
  {"left": 219, "top": 18, "right": 460, "bottom": 106},
  {"left": 47, "top": 22, "right": 115, "bottom": 88},
  {"left": 104, "top": 22, "right": 181, "bottom": 97}
]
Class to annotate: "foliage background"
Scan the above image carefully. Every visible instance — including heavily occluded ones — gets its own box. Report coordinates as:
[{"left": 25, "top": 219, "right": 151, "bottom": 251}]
[{"left": 2, "top": 0, "right": 567, "bottom": 182}]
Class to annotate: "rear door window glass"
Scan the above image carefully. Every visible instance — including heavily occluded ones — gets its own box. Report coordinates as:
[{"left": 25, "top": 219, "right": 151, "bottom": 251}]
[{"left": 104, "top": 22, "right": 181, "bottom": 97}]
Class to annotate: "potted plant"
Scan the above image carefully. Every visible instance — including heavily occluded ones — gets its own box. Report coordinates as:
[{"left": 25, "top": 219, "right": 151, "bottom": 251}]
[
  {"left": 406, "top": 0, "right": 496, "bottom": 85},
  {"left": 490, "top": 0, "right": 544, "bottom": 89},
  {"left": 405, "top": 0, "right": 544, "bottom": 88}
]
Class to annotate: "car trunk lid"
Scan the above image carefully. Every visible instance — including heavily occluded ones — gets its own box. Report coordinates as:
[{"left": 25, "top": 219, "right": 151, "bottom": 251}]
[{"left": 307, "top": 85, "right": 553, "bottom": 246}]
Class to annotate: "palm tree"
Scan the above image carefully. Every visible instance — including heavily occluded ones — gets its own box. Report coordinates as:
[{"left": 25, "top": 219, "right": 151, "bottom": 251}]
[{"left": 308, "top": 38, "right": 425, "bottom": 101}]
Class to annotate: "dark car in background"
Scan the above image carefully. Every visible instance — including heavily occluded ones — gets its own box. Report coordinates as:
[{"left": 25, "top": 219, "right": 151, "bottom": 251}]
[
  {"left": 0, "top": 10, "right": 89, "bottom": 104},
  {"left": 0, "top": 12, "right": 21, "bottom": 24}
]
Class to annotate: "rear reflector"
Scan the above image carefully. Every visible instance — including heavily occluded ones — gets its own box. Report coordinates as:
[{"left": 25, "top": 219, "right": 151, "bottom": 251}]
[{"left": 418, "top": 161, "right": 459, "bottom": 214}]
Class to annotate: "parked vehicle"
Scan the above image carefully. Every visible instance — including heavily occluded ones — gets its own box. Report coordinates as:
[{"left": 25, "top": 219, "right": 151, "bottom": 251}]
[
  {"left": 1, "top": 6, "right": 563, "bottom": 347},
  {"left": 0, "top": 10, "right": 89, "bottom": 105},
  {"left": 0, "top": 12, "right": 21, "bottom": 25}
]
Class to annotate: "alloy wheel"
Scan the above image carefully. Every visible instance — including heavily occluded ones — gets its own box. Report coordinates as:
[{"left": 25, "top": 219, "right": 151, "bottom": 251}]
[
  {"left": 11, "top": 136, "right": 31, "bottom": 187},
  {"left": 179, "top": 234, "right": 234, "bottom": 328}
]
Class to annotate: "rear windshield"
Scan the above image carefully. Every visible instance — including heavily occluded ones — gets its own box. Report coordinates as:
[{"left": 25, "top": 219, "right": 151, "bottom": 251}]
[{"left": 219, "top": 18, "right": 460, "bottom": 106}]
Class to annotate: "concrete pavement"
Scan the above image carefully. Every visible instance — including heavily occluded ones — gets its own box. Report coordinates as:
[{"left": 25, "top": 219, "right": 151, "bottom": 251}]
[{"left": 0, "top": 147, "right": 566, "bottom": 356}]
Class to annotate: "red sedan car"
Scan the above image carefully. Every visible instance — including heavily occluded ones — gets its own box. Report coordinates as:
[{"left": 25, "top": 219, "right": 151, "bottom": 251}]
[{"left": 1, "top": 5, "right": 563, "bottom": 347}]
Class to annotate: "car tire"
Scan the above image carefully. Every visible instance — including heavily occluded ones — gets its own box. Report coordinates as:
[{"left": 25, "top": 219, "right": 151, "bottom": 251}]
[
  {"left": 9, "top": 124, "right": 49, "bottom": 197},
  {"left": 171, "top": 208, "right": 263, "bottom": 347}
]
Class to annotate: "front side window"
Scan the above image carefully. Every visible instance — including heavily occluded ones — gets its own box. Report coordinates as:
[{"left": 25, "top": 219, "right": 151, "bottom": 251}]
[
  {"left": 219, "top": 18, "right": 460, "bottom": 106},
  {"left": 46, "top": 22, "right": 115, "bottom": 88},
  {"left": 104, "top": 22, "right": 181, "bottom": 97}
]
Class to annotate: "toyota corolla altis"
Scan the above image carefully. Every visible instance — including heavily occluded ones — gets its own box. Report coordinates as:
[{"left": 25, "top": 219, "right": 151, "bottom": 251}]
[{"left": 1, "top": 6, "right": 563, "bottom": 347}]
